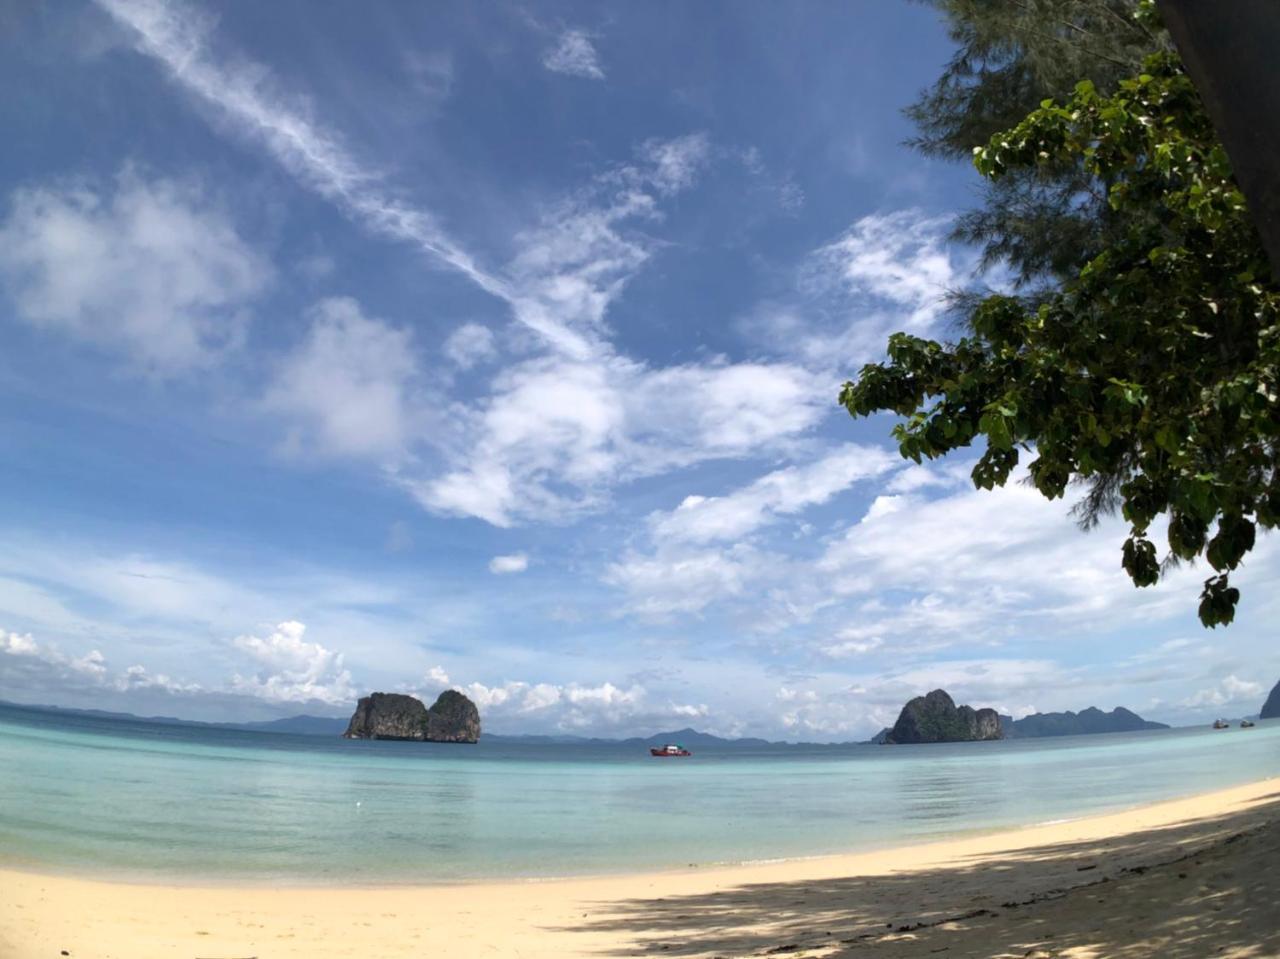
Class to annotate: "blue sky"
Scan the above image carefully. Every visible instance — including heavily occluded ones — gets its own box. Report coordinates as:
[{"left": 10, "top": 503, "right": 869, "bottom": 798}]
[{"left": 1, "top": 0, "right": 1276, "bottom": 739}]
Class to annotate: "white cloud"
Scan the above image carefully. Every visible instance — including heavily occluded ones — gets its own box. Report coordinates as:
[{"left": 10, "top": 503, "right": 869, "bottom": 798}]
[
  {"left": 605, "top": 453, "right": 1280, "bottom": 681},
  {"left": 0, "top": 171, "right": 267, "bottom": 372},
  {"left": 263, "top": 297, "right": 422, "bottom": 460},
  {"left": 488, "top": 553, "right": 529, "bottom": 575},
  {"left": 541, "top": 29, "right": 604, "bottom": 80},
  {"left": 1180, "top": 675, "right": 1263, "bottom": 710},
  {"left": 230, "top": 620, "right": 355, "bottom": 705},
  {"left": 116, "top": 663, "right": 202, "bottom": 694},
  {"left": 771, "top": 658, "right": 1076, "bottom": 739},
  {"left": 424, "top": 665, "right": 451, "bottom": 687},
  {"left": 461, "top": 677, "right": 705, "bottom": 734},
  {"left": 443, "top": 322, "right": 497, "bottom": 369},
  {"left": 821, "top": 634, "right": 884, "bottom": 658},
  {"left": 640, "top": 134, "right": 711, "bottom": 195},
  {"left": 807, "top": 209, "right": 957, "bottom": 325},
  {"left": 414, "top": 356, "right": 627, "bottom": 525},
  {"left": 743, "top": 209, "right": 974, "bottom": 370},
  {"left": 885, "top": 462, "right": 970, "bottom": 494},
  {"left": 605, "top": 544, "right": 773, "bottom": 620},
  {"left": 0, "top": 627, "right": 194, "bottom": 694},
  {"left": 607, "top": 446, "right": 896, "bottom": 620},
  {"left": 648, "top": 444, "right": 897, "bottom": 545},
  {"left": 0, "top": 630, "right": 38, "bottom": 656},
  {"left": 414, "top": 352, "right": 828, "bottom": 527},
  {"left": 809, "top": 463, "right": 1205, "bottom": 647}
]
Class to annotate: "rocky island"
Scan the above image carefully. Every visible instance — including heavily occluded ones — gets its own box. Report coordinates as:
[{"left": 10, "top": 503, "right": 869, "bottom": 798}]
[
  {"left": 882, "top": 689, "right": 1002, "bottom": 744},
  {"left": 343, "top": 690, "right": 481, "bottom": 743},
  {"left": 1262, "top": 679, "right": 1280, "bottom": 720}
]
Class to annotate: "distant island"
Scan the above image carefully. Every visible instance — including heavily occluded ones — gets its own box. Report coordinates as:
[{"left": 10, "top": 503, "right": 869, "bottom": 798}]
[
  {"left": 999, "top": 706, "right": 1168, "bottom": 738},
  {"left": 870, "top": 693, "right": 1171, "bottom": 744},
  {"left": 343, "top": 691, "right": 480, "bottom": 743},
  {"left": 878, "top": 689, "right": 1002, "bottom": 744},
  {"left": 1262, "top": 679, "right": 1280, "bottom": 720},
  {"left": 0, "top": 698, "right": 1184, "bottom": 747}
]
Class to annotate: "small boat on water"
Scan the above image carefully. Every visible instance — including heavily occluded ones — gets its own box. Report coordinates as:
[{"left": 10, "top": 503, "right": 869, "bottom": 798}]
[
  {"left": 650, "top": 743, "right": 692, "bottom": 757},
  {"left": 1213, "top": 719, "right": 1230, "bottom": 729},
  {"left": 1241, "top": 719, "right": 1256, "bottom": 728}
]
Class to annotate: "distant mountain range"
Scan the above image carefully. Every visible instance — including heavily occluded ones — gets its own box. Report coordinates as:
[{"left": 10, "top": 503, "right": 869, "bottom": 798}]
[
  {"left": 998, "top": 706, "right": 1169, "bottom": 738},
  {"left": 0, "top": 704, "right": 818, "bottom": 747},
  {"left": 0, "top": 701, "right": 354, "bottom": 735},
  {"left": 484, "top": 727, "right": 782, "bottom": 748},
  {"left": 1, "top": 700, "right": 1177, "bottom": 747}
]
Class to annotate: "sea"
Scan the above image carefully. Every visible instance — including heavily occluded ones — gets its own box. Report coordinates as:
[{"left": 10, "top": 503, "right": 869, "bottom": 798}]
[{"left": 1, "top": 702, "right": 1276, "bottom": 885}]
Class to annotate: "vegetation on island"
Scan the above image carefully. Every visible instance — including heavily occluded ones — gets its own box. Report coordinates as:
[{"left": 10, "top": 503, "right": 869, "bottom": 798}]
[
  {"left": 845, "top": 0, "right": 1278, "bottom": 626},
  {"left": 884, "top": 689, "right": 1002, "bottom": 744}
]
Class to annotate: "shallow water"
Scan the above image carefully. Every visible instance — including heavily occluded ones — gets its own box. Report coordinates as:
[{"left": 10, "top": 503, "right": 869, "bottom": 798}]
[{"left": 1, "top": 702, "right": 1276, "bottom": 883}]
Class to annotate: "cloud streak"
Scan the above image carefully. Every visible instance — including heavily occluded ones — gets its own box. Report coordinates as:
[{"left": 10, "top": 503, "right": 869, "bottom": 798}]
[{"left": 90, "top": 0, "right": 576, "bottom": 340}]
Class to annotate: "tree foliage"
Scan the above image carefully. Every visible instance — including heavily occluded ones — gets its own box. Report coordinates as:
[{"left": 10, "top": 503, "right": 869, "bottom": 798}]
[
  {"left": 844, "top": 51, "right": 1279, "bottom": 626},
  {"left": 908, "top": 0, "right": 1169, "bottom": 289}
]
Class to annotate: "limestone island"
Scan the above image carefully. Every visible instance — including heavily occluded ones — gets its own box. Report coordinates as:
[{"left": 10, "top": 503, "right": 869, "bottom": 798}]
[
  {"left": 882, "top": 688, "right": 1002, "bottom": 744},
  {"left": 343, "top": 690, "right": 481, "bottom": 743},
  {"left": 1261, "top": 678, "right": 1280, "bottom": 720}
]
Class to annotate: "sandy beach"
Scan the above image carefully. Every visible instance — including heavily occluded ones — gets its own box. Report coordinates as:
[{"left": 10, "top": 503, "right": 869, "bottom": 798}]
[{"left": 2, "top": 778, "right": 1277, "bottom": 959}]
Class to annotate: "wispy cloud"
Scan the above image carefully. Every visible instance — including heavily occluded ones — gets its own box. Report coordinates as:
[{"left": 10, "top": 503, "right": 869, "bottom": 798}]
[
  {"left": 95, "top": 0, "right": 642, "bottom": 365},
  {"left": 605, "top": 445, "right": 898, "bottom": 620},
  {"left": 648, "top": 444, "right": 898, "bottom": 545},
  {"left": 741, "top": 208, "right": 974, "bottom": 371},
  {"left": 542, "top": 28, "right": 605, "bottom": 80},
  {"left": 93, "top": 0, "right": 515, "bottom": 313},
  {"left": 402, "top": 49, "right": 455, "bottom": 108}
]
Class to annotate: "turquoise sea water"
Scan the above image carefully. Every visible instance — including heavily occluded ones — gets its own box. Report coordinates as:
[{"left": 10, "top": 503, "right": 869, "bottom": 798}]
[{"left": 1, "top": 703, "right": 1277, "bottom": 884}]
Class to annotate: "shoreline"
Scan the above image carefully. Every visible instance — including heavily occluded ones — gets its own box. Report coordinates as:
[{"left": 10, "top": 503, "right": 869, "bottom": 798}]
[
  {"left": 1, "top": 775, "right": 1271, "bottom": 892},
  {"left": 3, "top": 777, "right": 1278, "bottom": 958}
]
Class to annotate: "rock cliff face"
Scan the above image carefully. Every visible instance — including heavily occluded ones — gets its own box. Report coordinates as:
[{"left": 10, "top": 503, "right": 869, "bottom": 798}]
[
  {"left": 1000, "top": 706, "right": 1169, "bottom": 738},
  {"left": 885, "top": 689, "right": 1002, "bottom": 744},
  {"left": 343, "top": 690, "right": 481, "bottom": 743},
  {"left": 1262, "top": 680, "right": 1280, "bottom": 720},
  {"left": 425, "top": 689, "right": 482, "bottom": 743}
]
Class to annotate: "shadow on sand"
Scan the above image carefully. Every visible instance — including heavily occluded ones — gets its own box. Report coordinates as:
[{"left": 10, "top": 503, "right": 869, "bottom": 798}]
[{"left": 557, "top": 794, "right": 1280, "bottom": 958}]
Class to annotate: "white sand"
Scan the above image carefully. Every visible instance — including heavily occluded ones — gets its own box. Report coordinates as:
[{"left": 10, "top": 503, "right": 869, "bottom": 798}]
[{"left": 2, "top": 777, "right": 1277, "bottom": 958}]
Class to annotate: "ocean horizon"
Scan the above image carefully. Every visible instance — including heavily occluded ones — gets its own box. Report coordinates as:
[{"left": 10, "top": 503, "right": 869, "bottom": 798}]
[{"left": 3, "top": 701, "right": 1277, "bottom": 886}]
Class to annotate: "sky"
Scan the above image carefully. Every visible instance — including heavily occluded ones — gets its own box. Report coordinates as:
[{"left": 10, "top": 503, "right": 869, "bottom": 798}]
[{"left": 0, "top": 0, "right": 1276, "bottom": 740}]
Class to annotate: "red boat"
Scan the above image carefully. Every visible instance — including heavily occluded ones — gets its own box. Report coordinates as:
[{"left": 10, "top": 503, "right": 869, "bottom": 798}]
[{"left": 650, "top": 743, "right": 692, "bottom": 757}]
